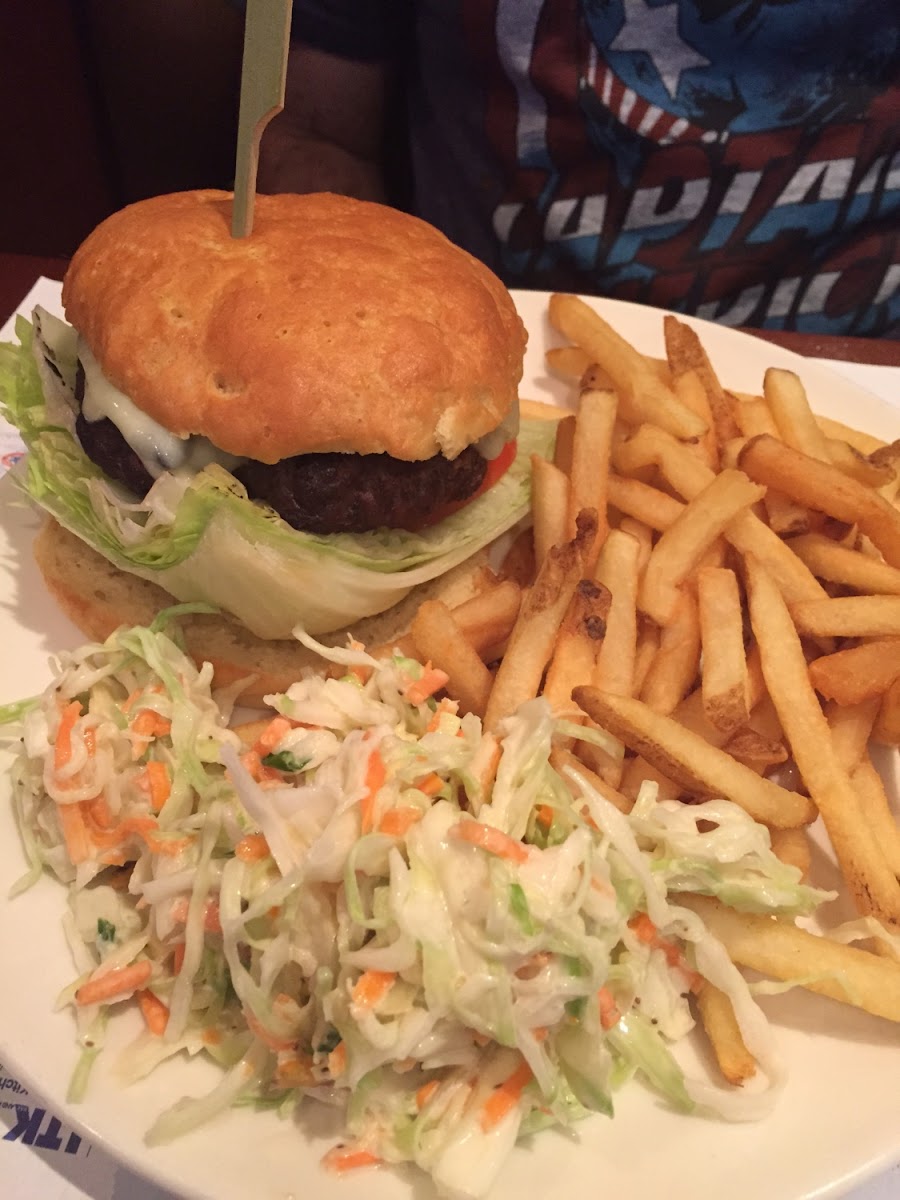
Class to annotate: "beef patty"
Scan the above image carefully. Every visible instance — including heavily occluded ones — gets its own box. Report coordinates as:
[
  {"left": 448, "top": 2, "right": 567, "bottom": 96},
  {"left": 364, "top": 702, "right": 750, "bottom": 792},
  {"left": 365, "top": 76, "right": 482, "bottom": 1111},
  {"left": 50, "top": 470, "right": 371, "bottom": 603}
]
[
  {"left": 234, "top": 447, "right": 486, "bottom": 534},
  {"left": 74, "top": 368, "right": 487, "bottom": 534}
]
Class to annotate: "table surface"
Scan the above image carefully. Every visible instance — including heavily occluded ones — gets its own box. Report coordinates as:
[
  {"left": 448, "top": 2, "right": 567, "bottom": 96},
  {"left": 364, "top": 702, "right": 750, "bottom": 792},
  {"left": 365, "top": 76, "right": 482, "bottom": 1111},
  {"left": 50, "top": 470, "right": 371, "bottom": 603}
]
[{"left": 1, "top": 251, "right": 898, "bottom": 366}]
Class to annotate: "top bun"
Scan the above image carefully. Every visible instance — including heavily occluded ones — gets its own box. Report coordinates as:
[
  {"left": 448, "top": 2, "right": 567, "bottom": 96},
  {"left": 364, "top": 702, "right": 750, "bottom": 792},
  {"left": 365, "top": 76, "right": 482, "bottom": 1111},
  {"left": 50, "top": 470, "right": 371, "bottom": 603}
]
[{"left": 62, "top": 190, "right": 526, "bottom": 464}]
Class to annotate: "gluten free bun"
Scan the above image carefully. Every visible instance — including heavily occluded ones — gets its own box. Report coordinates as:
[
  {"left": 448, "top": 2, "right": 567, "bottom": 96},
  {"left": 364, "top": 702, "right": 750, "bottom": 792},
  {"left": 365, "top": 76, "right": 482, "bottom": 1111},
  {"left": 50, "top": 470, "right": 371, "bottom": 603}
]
[
  {"left": 35, "top": 520, "right": 494, "bottom": 705},
  {"left": 62, "top": 190, "right": 526, "bottom": 464}
]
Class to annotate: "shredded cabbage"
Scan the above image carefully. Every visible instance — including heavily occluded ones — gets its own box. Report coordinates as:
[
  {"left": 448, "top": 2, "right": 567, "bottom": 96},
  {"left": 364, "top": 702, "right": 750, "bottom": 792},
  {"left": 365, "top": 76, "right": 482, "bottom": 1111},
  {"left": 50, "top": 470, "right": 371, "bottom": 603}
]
[{"left": 4, "top": 617, "right": 834, "bottom": 1198}]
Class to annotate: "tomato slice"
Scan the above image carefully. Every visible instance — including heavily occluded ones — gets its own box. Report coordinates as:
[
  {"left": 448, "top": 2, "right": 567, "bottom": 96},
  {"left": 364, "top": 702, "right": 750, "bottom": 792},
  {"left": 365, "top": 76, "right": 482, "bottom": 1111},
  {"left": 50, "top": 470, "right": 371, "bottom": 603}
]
[{"left": 416, "top": 439, "right": 518, "bottom": 529}]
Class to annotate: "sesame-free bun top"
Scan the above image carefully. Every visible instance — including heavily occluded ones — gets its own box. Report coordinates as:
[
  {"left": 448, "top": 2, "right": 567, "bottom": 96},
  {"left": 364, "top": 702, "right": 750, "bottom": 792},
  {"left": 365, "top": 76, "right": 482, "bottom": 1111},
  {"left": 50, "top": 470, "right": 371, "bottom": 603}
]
[{"left": 62, "top": 190, "right": 527, "bottom": 464}]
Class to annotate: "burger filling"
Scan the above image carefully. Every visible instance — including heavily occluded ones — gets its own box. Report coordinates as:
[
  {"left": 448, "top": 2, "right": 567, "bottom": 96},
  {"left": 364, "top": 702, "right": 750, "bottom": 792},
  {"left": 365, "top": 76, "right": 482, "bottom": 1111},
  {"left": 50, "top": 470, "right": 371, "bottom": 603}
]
[
  {"left": 233, "top": 446, "right": 488, "bottom": 534},
  {"left": 45, "top": 314, "right": 513, "bottom": 535}
]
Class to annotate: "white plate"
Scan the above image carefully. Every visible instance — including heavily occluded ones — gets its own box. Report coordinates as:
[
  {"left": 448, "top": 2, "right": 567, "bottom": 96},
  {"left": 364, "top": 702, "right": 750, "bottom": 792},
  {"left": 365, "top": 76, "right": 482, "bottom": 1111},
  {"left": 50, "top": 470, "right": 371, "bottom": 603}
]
[{"left": 1, "top": 290, "right": 899, "bottom": 1200}]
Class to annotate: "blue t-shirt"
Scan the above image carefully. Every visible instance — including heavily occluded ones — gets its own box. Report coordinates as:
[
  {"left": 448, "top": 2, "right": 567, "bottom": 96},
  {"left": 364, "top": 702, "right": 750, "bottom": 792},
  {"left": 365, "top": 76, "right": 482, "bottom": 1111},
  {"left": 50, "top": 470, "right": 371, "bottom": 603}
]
[{"left": 291, "top": 0, "right": 899, "bottom": 336}]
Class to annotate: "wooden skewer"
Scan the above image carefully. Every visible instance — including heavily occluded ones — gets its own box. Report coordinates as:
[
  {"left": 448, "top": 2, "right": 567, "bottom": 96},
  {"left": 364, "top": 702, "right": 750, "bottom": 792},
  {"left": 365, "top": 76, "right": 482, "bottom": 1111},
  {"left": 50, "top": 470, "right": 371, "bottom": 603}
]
[{"left": 231, "top": 0, "right": 292, "bottom": 239}]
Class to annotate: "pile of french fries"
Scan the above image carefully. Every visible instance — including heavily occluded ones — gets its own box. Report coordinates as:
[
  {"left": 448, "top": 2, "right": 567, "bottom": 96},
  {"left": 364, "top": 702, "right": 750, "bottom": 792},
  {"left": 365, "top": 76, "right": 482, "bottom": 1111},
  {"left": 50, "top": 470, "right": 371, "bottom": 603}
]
[{"left": 378, "top": 294, "right": 900, "bottom": 1084}]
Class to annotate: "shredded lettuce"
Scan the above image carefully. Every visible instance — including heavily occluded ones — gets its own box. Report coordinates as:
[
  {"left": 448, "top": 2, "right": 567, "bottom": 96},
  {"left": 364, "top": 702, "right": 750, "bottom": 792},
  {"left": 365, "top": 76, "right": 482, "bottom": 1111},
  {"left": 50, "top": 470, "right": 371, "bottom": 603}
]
[{"left": 0, "top": 317, "right": 556, "bottom": 637}]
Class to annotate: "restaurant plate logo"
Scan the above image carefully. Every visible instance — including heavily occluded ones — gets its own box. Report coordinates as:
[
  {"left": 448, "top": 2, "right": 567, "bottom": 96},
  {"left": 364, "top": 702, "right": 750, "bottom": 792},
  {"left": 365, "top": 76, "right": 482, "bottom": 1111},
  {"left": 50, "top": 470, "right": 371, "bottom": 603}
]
[{"left": 0, "top": 1063, "right": 88, "bottom": 1158}]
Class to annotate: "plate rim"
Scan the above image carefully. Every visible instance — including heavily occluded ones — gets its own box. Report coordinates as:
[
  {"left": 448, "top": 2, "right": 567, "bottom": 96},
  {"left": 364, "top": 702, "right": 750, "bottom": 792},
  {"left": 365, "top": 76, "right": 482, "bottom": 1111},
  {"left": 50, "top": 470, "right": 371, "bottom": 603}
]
[{"left": 1, "top": 287, "right": 899, "bottom": 1200}]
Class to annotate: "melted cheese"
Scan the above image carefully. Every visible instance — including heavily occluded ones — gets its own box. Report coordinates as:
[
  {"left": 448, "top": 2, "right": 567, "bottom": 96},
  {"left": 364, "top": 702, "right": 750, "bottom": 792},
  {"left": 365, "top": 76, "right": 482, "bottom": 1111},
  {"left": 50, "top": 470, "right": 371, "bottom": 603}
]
[
  {"left": 77, "top": 331, "right": 518, "bottom": 477},
  {"left": 475, "top": 398, "right": 520, "bottom": 460},
  {"left": 78, "top": 337, "right": 245, "bottom": 480}
]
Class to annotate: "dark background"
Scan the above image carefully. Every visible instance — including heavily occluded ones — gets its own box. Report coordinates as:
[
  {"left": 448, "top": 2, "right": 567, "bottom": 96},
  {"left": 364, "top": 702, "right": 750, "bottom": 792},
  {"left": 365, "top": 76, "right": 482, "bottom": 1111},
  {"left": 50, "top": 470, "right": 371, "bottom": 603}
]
[{"left": 1, "top": 0, "right": 244, "bottom": 256}]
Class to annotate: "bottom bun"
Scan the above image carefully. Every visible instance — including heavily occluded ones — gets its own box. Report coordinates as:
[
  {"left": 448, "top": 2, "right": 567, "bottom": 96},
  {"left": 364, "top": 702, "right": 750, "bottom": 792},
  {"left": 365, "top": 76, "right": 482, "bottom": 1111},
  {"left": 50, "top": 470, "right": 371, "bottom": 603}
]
[{"left": 34, "top": 519, "right": 494, "bottom": 706}]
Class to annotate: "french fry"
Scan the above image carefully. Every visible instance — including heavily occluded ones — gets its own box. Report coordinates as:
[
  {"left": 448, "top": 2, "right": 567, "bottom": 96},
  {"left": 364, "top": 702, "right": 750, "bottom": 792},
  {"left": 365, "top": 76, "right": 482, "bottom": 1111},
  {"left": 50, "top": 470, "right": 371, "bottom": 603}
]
[
  {"left": 545, "top": 344, "right": 597, "bottom": 383},
  {"left": 633, "top": 620, "right": 661, "bottom": 695},
  {"left": 744, "top": 680, "right": 783, "bottom": 742},
  {"left": 647, "top": 355, "right": 674, "bottom": 385},
  {"left": 543, "top": 580, "right": 612, "bottom": 716},
  {"left": 553, "top": 413, "right": 577, "bottom": 475},
  {"left": 874, "top": 675, "right": 900, "bottom": 746},
  {"left": 432, "top": 298, "right": 900, "bottom": 1057},
  {"left": 866, "top": 452, "right": 900, "bottom": 518},
  {"left": 734, "top": 396, "right": 779, "bottom": 440},
  {"left": 808, "top": 638, "right": 900, "bottom": 706},
  {"left": 593, "top": 528, "right": 640, "bottom": 697},
  {"left": 825, "top": 696, "right": 880, "bottom": 772},
  {"left": 745, "top": 556, "right": 900, "bottom": 925},
  {"left": 366, "top": 632, "right": 418, "bottom": 662},
  {"left": 638, "top": 469, "right": 766, "bottom": 625},
  {"left": 549, "top": 294, "right": 707, "bottom": 440},
  {"left": 724, "top": 514, "right": 828, "bottom": 605},
  {"left": 410, "top": 600, "right": 493, "bottom": 718},
  {"left": 618, "top": 755, "right": 681, "bottom": 803},
  {"left": 620, "top": 645, "right": 768, "bottom": 800},
  {"left": 639, "top": 591, "right": 701, "bottom": 716},
  {"left": 664, "top": 315, "right": 740, "bottom": 446},
  {"left": 484, "top": 511, "right": 596, "bottom": 732},
  {"left": 694, "top": 983, "right": 756, "bottom": 1085},
  {"left": 446, "top": 581, "right": 522, "bottom": 661},
  {"left": 768, "top": 827, "right": 812, "bottom": 880},
  {"left": 742, "top": 642, "right": 768, "bottom": 711},
  {"left": 606, "top": 474, "right": 684, "bottom": 532},
  {"left": 788, "top": 533, "right": 900, "bottom": 596},
  {"left": 697, "top": 566, "right": 750, "bottom": 735},
  {"left": 613, "top": 423, "right": 713, "bottom": 495},
  {"left": 568, "top": 388, "right": 618, "bottom": 561},
  {"left": 850, "top": 756, "right": 900, "bottom": 878},
  {"left": 721, "top": 726, "right": 788, "bottom": 774},
  {"left": 618, "top": 517, "right": 653, "bottom": 577},
  {"left": 720, "top": 436, "right": 750, "bottom": 470},
  {"left": 531, "top": 455, "right": 571, "bottom": 569},
  {"left": 573, "top": 732, "right": 627, "bottom": 791},
  {"left": 498, "top": 527, "right": 535, "bottom": 588},
  {"left": 825, "top": 438, "right": 896, "bottom": 488},
  {"left": 763, "top": 367, "right": 832, "bottom": 461},
  {"left": 790, "top": 595, "right": 900, "bottom": 639},
  {"left": 572, "top": 687, "right": 816, "bottom": 828},
  {"left": 681, "top": 895, "right": 900, "bottom": 1020},
  {"left": 672, "top": 369, "right": 719, "bottom": 470},
  {"left": 733, "top": 399, "right": 811, "bottom": 534},
  {"left": 624, "top": 643, "right": 763, "bottom": 801},
  {"left": 738, "top": 434, "right": 900, "bottom": 568},
  {"left": 868, "top": 437, "right": 900, "bottom": 468},
  {"left": 816, "top": 414, "right": 887, "bottom": 459},
  {"left": 467, "top": 732, "right": 502, "bottom": 813},
  {"left": 550, "top": 746, "right": 632, "bottom": 814},
  {"left": 614, "top": 424, "right": 826, "bottom": 603},
  {"left": 581, "top": 363, "right": 619, "bottom": 392},
  {"left": 580, "top": 358, "right": 670, "bottom": 393},
  {"left": 731, "top": 394, "right": 809, "bottom": 536},
  {"left": 633, "top": 670, "right": 735, "bottom": 795}
]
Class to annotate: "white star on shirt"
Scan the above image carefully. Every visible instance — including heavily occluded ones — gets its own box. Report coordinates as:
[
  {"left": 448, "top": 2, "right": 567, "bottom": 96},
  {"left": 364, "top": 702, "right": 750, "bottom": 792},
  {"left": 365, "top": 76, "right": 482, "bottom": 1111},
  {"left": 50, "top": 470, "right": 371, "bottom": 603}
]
[{"left": 609, "top": 0, "right": 710, "bottom": 100}]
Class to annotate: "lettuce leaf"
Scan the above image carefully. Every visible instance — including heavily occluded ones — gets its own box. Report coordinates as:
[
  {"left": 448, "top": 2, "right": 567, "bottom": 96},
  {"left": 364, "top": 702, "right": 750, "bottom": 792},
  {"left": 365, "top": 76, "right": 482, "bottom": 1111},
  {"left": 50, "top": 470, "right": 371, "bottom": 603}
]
[{"left": 0, "top": 319, "right": 556, "bottom": 637}]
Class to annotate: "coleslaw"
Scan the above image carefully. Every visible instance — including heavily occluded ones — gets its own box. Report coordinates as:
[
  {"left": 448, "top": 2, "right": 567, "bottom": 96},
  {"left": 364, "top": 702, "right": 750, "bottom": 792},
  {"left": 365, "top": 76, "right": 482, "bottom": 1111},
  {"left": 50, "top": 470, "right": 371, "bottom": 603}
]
[{"left": 1, "top": 614, "right": 832, "bottom": 1199}]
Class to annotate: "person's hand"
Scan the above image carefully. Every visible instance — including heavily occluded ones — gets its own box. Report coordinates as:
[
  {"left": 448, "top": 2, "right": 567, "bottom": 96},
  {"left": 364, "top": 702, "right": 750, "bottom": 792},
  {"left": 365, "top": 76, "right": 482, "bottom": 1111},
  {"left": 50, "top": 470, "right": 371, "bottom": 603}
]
[{"left": 258, "top": 43, "right": 388, "bottom": 201}]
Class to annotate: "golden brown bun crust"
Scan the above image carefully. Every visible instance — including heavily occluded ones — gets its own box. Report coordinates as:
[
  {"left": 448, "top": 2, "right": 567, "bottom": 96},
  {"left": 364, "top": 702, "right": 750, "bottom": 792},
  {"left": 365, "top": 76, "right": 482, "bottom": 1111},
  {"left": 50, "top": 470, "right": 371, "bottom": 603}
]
[
  {"left": 35, "top": 519, "right": 492, "bottom": 706},
  {"left": 63, "top": 190, "right": 526, "bottom": 464}
]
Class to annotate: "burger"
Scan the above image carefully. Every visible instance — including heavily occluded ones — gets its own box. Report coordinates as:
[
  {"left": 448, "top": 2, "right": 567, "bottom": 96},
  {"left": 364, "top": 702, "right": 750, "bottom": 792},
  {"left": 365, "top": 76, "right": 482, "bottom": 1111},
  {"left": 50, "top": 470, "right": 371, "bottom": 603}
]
[{"left": 1, "top": 191, "right": 554, "bottom": 692}]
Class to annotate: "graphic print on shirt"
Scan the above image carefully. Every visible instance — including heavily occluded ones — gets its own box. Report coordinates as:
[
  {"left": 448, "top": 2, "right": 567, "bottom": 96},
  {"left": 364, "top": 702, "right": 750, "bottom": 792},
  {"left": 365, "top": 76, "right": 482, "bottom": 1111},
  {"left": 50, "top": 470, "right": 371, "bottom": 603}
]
[{"left": 467, "top": 0, "right": 899, "bottom": 334}]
